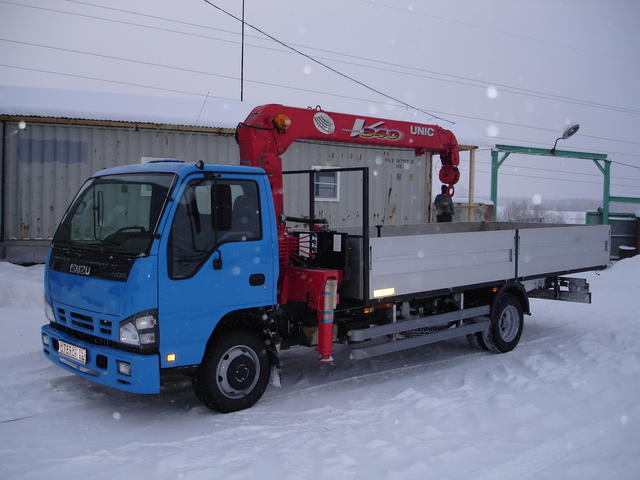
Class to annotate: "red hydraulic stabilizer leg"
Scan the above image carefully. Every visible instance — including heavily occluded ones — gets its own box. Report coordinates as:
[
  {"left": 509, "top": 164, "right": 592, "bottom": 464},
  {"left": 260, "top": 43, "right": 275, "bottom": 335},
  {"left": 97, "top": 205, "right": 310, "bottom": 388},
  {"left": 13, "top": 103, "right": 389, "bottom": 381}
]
[{"left": 317, "top": 277, "right": 339, "bottom": 363}]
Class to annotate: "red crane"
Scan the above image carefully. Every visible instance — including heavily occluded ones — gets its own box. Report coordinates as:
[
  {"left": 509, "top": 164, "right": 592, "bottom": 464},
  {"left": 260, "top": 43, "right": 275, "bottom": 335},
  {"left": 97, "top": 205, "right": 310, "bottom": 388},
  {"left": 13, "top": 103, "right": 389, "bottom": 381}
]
[{"left": 236, "top": 104, "right": 461, "bottom": 362}]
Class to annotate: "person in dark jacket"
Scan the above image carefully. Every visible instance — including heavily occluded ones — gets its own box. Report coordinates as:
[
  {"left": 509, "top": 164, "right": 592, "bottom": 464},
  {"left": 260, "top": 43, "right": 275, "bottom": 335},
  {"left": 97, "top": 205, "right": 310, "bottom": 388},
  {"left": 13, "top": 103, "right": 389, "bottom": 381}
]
[{"left": 434, "top": 184, "right": 454, "bottom": 222}]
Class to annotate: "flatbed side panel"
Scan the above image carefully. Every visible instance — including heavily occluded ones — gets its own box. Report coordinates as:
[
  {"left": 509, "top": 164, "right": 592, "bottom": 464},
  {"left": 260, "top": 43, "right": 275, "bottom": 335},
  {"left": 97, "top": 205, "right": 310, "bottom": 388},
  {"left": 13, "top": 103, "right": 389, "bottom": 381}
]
[
  {"left": 369, "top": 230, "right": 516, "bottom": 298},
  {"left": 518, "top": 225, "right": 610, "bottom": 278}
]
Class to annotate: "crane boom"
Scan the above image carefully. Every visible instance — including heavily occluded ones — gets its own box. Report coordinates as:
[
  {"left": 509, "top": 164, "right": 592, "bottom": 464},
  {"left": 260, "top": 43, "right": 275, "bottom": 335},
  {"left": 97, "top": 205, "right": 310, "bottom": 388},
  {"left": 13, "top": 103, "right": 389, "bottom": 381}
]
[{"left": 236, "top": 104, "right": 461, "bottom": 234}]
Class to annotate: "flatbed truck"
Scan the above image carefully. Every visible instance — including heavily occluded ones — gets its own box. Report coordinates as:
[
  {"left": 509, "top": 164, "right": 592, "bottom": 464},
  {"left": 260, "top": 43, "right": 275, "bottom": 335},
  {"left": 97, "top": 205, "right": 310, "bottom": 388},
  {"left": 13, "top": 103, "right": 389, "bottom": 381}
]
[{"left": 41, "top": 105, "right": 610, "bottom": 412}]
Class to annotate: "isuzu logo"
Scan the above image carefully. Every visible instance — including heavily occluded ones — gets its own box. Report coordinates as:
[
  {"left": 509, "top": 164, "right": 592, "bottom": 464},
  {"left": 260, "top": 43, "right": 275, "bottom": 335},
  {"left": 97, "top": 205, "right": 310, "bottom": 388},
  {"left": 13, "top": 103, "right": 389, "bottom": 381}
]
[
  {"left": 69, "top": 264, "right": 91, "bottom": 276},
  {"left": 347, "top": 119, "right": 401, "bottom": 141}
]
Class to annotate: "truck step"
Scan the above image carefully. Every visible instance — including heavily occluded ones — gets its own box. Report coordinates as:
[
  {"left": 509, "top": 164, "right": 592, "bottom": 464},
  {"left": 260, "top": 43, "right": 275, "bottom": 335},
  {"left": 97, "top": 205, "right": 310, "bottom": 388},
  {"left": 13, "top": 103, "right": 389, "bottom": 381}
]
[
  {"left": 347, "top": 305, "right": 490, "bottom": 342},
  {"left": 349, "top": 319, "right": 489, "bottom": 360}
]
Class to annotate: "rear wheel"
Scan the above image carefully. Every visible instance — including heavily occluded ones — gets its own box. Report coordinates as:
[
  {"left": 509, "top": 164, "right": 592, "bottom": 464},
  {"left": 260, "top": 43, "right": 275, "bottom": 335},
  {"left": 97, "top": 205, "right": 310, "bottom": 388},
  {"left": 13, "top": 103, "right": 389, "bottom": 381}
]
[
  {"left": 482, "top": 294, "right": 524, "bottom": 353},
  {"left": 193, "top": 330, "right": 271, "bottom": 413}
]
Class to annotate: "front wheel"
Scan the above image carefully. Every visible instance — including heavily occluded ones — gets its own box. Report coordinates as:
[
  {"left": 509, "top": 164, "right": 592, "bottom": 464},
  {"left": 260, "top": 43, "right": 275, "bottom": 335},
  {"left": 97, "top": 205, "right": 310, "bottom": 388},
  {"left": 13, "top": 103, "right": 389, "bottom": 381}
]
[
  {"left": 193, "top": 330, "right": 271, "bottom": 413},
  {"left": 482, "top": 294, "right": 524, "bottom": 353}
]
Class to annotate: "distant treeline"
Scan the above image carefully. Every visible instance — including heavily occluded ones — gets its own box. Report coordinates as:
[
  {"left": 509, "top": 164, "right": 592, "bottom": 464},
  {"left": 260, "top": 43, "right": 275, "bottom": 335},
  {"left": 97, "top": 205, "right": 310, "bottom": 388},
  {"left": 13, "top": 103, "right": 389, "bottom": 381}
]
[{"left": 500, "top": 198, "right": 638, "bottom": 213}]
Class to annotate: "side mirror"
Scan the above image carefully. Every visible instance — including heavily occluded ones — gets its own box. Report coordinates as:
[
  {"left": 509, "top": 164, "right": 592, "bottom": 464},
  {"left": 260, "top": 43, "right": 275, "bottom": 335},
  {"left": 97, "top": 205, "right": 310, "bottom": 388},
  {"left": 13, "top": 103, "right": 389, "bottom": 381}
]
[{"left": 212, "top": 184, "right": 232, "bottom": 231}]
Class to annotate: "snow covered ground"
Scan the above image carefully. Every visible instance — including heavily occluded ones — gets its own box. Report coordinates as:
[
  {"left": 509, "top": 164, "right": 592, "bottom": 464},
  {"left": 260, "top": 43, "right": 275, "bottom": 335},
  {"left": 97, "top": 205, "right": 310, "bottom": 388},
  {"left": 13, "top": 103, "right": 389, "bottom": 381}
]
[{"left": 1, "top": 258, "right": 639, "bottom": 479}]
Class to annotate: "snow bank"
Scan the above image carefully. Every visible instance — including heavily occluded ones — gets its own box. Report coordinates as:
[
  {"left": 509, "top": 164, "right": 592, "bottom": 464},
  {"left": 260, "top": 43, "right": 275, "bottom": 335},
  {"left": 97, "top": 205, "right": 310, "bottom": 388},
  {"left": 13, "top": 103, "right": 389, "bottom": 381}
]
[
  {"left": 0, "top": 261, "right": 44, "bottom": 309},
  {"left": 0, "top": 262, "right": 45, "bottom": 359}
]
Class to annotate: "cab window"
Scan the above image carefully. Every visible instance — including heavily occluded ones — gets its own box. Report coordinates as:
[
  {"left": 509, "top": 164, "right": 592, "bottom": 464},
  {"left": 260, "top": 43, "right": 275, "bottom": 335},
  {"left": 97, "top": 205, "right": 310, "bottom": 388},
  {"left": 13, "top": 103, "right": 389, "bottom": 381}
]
[{"left": 168, "top": 179, "right": 261, "bottom": 279}]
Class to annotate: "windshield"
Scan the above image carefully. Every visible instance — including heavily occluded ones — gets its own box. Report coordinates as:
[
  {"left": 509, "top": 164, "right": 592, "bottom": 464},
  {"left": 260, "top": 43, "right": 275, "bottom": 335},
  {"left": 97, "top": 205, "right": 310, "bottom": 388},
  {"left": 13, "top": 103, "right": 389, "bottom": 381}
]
[{"left": 53, "top": 173, "right": 175, "bottom": 255}]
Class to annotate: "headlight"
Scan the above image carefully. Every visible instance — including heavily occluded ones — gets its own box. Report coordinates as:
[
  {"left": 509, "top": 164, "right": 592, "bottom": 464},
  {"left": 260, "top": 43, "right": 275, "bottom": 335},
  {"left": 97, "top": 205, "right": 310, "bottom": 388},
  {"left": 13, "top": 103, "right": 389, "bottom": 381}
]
[
  {"left": 44, "top": 297, "right": 55, "bottom": 322},
  {"left": 119, "top": 310, "right": 158, "bottom": 349}
]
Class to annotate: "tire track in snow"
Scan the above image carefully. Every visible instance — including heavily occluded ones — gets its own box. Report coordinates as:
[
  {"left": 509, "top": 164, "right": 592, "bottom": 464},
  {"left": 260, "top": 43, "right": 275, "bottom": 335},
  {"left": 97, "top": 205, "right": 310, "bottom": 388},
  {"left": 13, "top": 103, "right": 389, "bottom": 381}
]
[{"left": 260, "top": 314, "right": 631, "bottom": 407}]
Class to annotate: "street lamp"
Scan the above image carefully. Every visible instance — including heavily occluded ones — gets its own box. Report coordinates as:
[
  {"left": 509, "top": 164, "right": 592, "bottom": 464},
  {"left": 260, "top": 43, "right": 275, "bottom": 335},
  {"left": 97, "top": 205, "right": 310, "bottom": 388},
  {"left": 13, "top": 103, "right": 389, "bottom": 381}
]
[{"left": 551, "top": 123, "right": 580, "bottom": 154}]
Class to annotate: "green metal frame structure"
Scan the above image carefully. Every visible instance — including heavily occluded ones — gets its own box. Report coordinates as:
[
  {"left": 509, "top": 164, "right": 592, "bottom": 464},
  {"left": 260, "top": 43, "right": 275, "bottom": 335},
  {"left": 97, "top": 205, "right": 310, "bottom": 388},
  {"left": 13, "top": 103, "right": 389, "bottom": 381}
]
[{"left": 491, "top": 144, "right": 640, "bottom": 224}]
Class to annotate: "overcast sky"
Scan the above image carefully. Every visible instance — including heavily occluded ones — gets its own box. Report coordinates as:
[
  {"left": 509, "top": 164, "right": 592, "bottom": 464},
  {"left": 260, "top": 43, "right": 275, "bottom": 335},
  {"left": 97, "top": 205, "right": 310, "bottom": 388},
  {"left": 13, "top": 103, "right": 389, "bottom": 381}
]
[{"left": 1, "top": 0, "right": 639, "bottom": 204}]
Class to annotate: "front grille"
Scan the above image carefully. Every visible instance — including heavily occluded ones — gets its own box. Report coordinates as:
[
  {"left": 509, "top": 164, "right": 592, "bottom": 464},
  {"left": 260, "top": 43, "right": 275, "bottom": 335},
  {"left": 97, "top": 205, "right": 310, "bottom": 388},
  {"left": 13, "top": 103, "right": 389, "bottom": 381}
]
[
  {"left": 71, "top": 311, "right": 94, "bottom": 331},
  {"left": 99, "top": 319, "right": 112, "bottom": 335},
  {"left": 55, "top": 306, "right": 113, "bottom": 338}
]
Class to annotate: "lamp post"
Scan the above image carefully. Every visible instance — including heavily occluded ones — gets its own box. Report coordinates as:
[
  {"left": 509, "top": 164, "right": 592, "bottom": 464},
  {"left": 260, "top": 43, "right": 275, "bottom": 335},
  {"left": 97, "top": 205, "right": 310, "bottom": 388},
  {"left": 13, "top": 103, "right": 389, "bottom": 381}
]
[{"left": 550, "top": 123, "right": 580, "bottom": 154}]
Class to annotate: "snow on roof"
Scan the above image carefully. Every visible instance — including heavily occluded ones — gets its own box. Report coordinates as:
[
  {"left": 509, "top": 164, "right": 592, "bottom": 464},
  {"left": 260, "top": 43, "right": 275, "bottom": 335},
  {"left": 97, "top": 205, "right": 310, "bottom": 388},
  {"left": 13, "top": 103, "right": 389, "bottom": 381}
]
[
  {"left": 0, "top": 85, "right": 253, "bottom": 129},
  {"left": 0, "top": 85, "right": 488, "bottom": 147}
]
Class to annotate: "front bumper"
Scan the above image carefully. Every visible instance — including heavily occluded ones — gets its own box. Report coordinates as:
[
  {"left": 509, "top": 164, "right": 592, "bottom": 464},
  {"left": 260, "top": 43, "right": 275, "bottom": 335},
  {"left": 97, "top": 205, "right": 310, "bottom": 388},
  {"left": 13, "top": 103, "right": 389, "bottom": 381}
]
[{"left": 41, "top": 324, "right": 160, "bottom": 394}]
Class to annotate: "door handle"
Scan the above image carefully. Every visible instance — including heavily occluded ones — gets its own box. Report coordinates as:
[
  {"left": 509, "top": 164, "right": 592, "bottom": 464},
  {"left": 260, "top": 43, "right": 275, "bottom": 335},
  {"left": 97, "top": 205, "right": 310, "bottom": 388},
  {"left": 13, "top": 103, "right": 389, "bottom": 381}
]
[{"left": 249, "top": 274, "right": 266, "bottom": 286}]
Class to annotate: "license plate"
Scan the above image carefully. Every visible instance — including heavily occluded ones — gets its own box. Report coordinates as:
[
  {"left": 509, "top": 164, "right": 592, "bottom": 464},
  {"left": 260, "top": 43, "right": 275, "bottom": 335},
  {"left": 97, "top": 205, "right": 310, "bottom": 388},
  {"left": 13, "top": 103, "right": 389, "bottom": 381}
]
[{"left": 58, "top": 340, "right": 87, "bottom": 364}]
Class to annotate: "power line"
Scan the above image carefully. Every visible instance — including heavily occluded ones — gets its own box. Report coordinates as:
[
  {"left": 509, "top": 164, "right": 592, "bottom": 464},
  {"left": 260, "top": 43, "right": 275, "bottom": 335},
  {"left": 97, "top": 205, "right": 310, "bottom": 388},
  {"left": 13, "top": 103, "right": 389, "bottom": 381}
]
[
  {"left": 62, "top": 0, "right": 640, "bottom": 117},
  {"left": 5, "top": 0, "right": 640, "bottom": 120},
  {"left": 0, "top": 1, "right": 250, "bottom": 49},
  {"left": 4, "top": 34, "right": 640, "bottom": 160},
  {"left": 474, "top": 168, "right": 640, "bottom": 190},
  {"left": 0, "top": 38, "right": 244, "bottom": 81},
  {"left": 199, "top": 0, "right": 454, "bottom": 124},
  {"left": 63, "top": 0, "right": 243, "bottom": 36},
  {"left": 3, "top": 0, "right": 446, "bottom": 123},
  {"left": 356, "top": 0, "right": 638, "bottom": 65},
  {"left": 325, "top": 58, "right": 640, "bottom": 121},
  {"left": 3, "top": 3, "right": 640, "bottom": 157},
  {"left": 611, "top": 159, "right": 640, "bottom": 171},
  {"left": 3, "top": 38, "right": 640, "bottom": 160},
  {"left": 4, "top": 62, "right": 638, "bottom": 191},
  {"left": 0, "top": 63, "right": 235, "bottom": 99},
  {"left": 0, "top": 33, "right": 429, "bottom": 108},
  {"left": 0, "top": 63, "right": 405, "bottom": 110},
  {"left": 81, "top": 0, "right": 640, "bottom": 116},
  {"left": 48, "top": 1, "right": 640, "bottom": 118},
  {"left": 451, "top": 154, "right": 640, "bottom": 186},
  {"left": 473, "top": 159, "right": 640, "bottom": 184},
  {"left": 434, "top": 109, "right": 640, "bottom": 145}
]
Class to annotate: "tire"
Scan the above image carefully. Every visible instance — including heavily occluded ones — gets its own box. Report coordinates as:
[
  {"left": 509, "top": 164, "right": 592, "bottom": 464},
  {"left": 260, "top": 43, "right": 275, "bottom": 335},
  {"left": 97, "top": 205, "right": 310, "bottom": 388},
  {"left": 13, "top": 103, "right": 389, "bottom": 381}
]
[
  {"left": 482, "top": 293, "right": 524, "bottom": 353},
  {"left": 193, "top": 330, "right": 271, "bottom": 413}
]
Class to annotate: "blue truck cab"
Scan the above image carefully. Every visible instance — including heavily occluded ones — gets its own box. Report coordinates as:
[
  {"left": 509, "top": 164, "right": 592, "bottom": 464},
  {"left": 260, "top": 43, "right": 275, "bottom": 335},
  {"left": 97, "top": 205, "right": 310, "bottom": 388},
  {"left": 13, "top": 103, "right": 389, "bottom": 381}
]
[{"left": 41, "top": 160, "right": 279, "bottom": 408}]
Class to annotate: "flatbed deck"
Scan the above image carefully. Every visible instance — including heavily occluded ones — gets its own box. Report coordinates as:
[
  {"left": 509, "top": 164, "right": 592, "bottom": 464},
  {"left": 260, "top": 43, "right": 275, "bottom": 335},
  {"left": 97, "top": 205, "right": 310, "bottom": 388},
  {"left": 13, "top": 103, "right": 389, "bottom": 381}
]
[{"left": 341, "top": 222, "right": 610, "bottom": 301}]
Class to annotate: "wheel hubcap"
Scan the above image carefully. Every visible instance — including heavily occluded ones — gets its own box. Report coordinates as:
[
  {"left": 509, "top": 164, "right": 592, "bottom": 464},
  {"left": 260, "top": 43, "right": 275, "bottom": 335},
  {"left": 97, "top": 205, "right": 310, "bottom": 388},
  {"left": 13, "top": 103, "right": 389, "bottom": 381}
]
[
  {"left": 498, "top": 305, "right": 520, "bottom": 342},
  {"left": 216, "top": 345, "right": 260, "bottom": 399}
]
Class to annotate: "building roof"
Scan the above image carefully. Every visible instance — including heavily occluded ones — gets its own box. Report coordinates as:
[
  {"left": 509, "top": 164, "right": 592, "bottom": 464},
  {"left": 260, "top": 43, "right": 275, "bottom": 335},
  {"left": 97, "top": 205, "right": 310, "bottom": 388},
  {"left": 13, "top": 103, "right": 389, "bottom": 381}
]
[
  {"left": 0, "top": 85, "right": 488, "bottom": 147},
  {"left": 0, "top": 85, "right": 252, "bottom": 129}
]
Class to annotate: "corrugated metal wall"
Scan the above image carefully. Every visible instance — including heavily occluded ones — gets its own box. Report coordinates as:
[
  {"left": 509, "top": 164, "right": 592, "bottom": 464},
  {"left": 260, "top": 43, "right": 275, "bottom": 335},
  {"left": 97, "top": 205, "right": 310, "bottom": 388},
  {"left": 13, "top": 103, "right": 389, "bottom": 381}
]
[
  {"left": 1, "top": 121, "right": 434, "bottom": 264},
  {"left": 281, "top": 141, "right": 430, "bottom": 228},
  {"left": 2, "top": 121, "right": 238, "bottom": 241}
]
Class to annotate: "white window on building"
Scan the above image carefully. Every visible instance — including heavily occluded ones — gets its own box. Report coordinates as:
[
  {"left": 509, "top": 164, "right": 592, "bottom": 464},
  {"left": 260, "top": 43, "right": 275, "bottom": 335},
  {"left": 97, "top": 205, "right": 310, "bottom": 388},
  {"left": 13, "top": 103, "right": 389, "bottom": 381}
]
[{"left": 313, "top": 166, "right": 340, "bottom": 202}]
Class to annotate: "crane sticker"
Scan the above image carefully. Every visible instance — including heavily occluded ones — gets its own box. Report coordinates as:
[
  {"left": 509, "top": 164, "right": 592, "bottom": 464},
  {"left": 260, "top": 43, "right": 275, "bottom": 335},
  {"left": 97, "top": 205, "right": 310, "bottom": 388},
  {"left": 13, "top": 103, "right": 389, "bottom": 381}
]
[
  {"left": 346, "top": 119, "right": 401, "bottom": 141},
  {"left": 313, "top": 112, "right": 336, "bottom": 135},
  {"left": 410, "top": 125, "right": 436, "bottom": 137}
]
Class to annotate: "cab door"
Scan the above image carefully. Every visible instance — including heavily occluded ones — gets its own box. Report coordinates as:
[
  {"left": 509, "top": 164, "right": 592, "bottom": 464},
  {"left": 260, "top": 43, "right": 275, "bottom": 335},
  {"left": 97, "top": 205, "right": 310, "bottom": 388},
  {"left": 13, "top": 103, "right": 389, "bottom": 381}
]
[{"left": 157, "top": 174, "right": 277, "bottom": 367}]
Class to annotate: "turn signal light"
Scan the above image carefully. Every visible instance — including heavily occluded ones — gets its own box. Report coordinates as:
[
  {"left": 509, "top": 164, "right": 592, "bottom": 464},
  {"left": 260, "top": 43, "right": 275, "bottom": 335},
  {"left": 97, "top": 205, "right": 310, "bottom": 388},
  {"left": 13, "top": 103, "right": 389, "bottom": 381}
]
[{"left": 166, "top": 353, "right": 176, "bottom": 362}]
